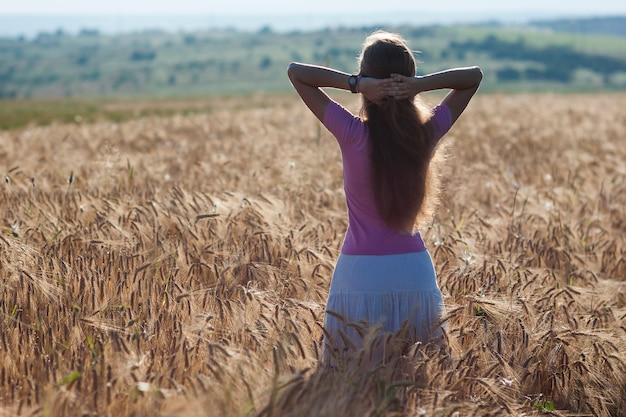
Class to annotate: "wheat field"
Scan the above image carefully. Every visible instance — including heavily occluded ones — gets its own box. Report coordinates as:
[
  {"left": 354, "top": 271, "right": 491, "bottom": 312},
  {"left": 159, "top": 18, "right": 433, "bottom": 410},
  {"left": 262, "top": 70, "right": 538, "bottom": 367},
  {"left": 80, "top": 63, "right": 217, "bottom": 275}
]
[{"left": 0, "top": 93, "right": 624, "bottom": 417}]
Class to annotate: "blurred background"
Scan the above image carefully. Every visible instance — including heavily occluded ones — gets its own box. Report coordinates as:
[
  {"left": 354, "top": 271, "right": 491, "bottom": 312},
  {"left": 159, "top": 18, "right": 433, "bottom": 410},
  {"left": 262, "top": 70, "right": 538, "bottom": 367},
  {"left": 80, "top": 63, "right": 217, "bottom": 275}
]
[{"left": 0, "top": 0, "right": 625, "bottom": 128}]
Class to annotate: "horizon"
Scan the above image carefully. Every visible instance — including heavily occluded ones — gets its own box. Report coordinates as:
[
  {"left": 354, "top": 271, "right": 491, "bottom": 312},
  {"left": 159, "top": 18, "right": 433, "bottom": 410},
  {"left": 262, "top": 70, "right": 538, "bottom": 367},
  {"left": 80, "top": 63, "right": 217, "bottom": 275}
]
[{"left": 1, "top": 10, "right": 625, "bottom": 39}]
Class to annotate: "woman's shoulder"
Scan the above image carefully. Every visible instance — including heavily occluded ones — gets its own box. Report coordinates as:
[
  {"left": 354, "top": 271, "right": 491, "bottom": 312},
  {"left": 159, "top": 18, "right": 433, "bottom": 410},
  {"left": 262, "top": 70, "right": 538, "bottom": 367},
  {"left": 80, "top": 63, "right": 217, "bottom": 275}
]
[
  {"left": 425, "top": 103, "right": 452, "bottom": 141},
  {"left": 324, "top": 100, "right": 361, "bottom": 123},
  {"left": 323, "top": 99, "right": 367, "bottom": 147}
]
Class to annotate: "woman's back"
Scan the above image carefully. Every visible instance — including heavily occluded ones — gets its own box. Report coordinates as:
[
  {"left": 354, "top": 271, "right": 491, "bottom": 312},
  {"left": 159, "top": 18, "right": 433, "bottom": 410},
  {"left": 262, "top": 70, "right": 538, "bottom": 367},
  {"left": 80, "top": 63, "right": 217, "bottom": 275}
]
[{"left": 323, "top": 100, "right": 452, "bottom": 255}]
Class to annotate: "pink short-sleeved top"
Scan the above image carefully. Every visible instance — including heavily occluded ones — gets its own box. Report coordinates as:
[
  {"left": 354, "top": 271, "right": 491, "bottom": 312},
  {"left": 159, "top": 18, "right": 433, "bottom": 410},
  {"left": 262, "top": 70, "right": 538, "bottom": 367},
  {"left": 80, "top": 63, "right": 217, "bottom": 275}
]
[{"left": 323, "top": 100, "right": 452, "bottom": 255}]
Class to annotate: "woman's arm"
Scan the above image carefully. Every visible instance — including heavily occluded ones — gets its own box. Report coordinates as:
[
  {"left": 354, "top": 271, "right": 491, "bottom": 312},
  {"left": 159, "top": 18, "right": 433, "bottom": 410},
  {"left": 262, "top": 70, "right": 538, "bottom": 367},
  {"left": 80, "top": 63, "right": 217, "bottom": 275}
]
[
  {"left": 287, "top": 63, "right": 346, "bottom": 121},
  {"left": 287, "top": 62, "right": 389, "bottom": 121},
  {"left": 387, "top": 66, "right": 483, "bottom": 124}
]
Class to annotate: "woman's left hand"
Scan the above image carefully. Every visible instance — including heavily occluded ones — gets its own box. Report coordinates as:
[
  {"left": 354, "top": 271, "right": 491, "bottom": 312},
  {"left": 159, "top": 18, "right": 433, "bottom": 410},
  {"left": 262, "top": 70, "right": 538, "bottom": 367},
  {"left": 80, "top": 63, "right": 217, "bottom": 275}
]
[
  {"left": 359, "top": 77, "right": 394, "bottom": 102},
  {"left": 360, "top": 76, "right": 416, "bottom": 102}
]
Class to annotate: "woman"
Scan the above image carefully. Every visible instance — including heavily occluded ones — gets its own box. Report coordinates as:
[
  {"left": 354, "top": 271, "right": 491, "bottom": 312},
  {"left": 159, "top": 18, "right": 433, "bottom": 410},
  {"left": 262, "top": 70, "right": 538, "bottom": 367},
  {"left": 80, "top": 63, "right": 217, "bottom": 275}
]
[{"left": 288, "top": 31, "right": 482, "bottom": 361}]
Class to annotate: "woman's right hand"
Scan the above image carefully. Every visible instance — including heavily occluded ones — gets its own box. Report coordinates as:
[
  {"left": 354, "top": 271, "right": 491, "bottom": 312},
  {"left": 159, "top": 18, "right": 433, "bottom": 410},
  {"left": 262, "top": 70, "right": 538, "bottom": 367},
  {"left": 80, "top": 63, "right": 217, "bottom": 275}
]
[
  {"left": 384, "top": 74, "right": 420, "bottom": 100},
  {"left": 360, "top": 75, "right": 420, "bottom": 102}
]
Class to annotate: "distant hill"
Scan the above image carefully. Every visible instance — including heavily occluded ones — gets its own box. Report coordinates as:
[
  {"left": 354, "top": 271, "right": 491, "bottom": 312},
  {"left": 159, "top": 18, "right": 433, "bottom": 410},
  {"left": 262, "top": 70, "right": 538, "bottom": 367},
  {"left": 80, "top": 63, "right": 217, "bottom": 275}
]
[
  {"left": 0, "top": 21, "right": 625, "bottom": 100},
  {"left": 529, "top": 16, "right": 626, "bottom": 38}
]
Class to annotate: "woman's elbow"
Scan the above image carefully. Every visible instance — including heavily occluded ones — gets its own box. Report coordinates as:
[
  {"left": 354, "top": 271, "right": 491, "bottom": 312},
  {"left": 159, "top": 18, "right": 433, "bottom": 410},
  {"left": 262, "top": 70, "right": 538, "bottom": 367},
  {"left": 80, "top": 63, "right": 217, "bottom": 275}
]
[
  {"left": 287, "top": 62, "right": 301, "bottom": 79},
  {"left": 473, "top": 66, "right": 484, "bottom": 84}
]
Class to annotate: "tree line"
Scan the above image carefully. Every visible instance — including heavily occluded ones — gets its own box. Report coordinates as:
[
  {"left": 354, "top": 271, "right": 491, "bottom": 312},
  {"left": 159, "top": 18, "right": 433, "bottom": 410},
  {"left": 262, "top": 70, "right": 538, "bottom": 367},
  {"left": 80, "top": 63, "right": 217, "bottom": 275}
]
[{"left": 449, "top": 35, "right": 626, "bottom": 84}]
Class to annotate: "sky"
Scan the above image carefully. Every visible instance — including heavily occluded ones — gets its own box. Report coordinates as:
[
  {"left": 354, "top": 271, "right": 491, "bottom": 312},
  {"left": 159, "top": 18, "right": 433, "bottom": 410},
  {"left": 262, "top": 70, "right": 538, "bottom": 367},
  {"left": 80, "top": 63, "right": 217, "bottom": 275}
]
[
  {"left": 1, "top": 0, "right": 625, "bottom": 38},
  {"left": 1, "top": 0, "right": 626, "bottom": 16}
]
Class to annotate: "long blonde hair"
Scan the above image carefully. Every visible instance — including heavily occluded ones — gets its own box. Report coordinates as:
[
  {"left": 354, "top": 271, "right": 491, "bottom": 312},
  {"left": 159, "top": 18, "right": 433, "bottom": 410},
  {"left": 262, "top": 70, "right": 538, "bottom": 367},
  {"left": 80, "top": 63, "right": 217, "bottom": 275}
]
[{"left": 359, "top": 31, "right": 444, "bottom": 232}]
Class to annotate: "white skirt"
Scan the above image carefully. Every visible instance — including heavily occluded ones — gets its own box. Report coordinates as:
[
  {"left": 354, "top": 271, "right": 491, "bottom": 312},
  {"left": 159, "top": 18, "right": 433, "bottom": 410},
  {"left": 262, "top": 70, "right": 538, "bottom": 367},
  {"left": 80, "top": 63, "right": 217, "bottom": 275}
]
[{"left": 322, "top": 251, "right": 446, "bottom": 359}]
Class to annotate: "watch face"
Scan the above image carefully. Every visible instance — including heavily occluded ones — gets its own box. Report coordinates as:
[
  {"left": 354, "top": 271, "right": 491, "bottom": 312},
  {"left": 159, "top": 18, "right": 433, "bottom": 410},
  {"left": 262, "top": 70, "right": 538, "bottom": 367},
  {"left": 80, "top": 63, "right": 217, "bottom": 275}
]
[{"left": 349, "top": 75, "right": 357, "bottom": 92}]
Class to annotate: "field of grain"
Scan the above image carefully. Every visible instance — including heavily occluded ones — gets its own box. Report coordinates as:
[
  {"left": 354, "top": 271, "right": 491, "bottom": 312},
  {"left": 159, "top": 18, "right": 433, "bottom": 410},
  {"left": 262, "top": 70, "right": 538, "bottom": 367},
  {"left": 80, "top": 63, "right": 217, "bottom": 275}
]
[{"left": 1, "top": 93, "right": 625, "bottom": 416}]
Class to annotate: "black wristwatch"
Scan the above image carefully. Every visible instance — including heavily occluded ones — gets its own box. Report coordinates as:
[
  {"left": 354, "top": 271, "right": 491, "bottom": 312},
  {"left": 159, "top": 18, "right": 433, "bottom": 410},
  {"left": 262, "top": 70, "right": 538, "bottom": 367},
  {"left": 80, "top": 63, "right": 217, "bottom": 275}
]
[{"left": 348, "top": 74, "right": 360, "bottom": 93}]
